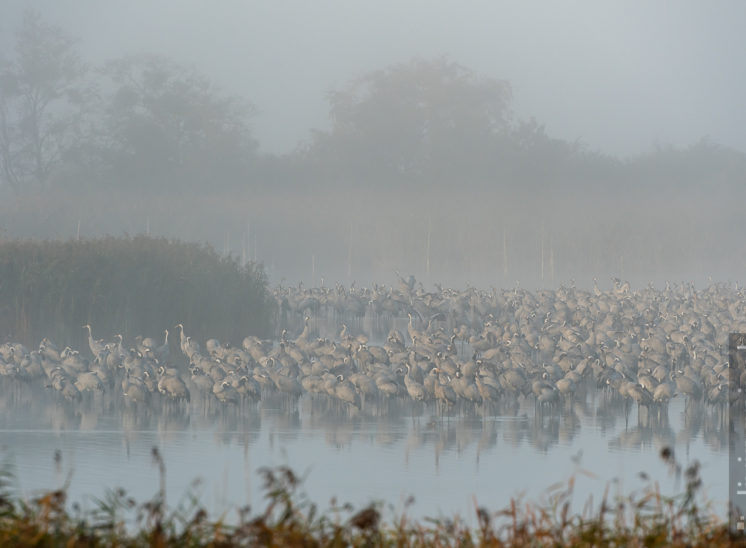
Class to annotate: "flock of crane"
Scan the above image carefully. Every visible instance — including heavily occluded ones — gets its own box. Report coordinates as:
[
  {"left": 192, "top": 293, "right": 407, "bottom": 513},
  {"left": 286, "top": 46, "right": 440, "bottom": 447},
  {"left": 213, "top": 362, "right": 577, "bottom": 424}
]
[
  {"left": 272, "top": 277, "right": 743, "bottom": 410},
  {"left": 0, "top": 278, "right": 743, "bottom": 415}
]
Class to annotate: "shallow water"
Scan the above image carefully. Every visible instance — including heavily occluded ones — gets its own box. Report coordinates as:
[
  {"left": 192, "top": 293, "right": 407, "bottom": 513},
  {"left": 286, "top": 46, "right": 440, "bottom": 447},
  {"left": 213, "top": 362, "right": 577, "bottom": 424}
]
[{"left": 0, "top": 384, "right": 727, "bottom": 525}]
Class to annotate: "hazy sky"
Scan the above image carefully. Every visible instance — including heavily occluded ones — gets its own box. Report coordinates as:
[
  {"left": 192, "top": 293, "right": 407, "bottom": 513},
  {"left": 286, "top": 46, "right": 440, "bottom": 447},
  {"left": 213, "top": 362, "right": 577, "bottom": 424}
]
[{"left": 2, "top": 1, "right": 744, "bottom": 156}]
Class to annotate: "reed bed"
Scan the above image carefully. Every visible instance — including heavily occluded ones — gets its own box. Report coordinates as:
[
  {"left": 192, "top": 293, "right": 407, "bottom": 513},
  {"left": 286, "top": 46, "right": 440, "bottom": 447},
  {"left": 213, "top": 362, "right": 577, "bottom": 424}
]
[
  {"left": 0, "top": 236, "right": 274, "bottom": 349},
  {"left": 0, "top": 447, "right": 737, "bottom": 547}
]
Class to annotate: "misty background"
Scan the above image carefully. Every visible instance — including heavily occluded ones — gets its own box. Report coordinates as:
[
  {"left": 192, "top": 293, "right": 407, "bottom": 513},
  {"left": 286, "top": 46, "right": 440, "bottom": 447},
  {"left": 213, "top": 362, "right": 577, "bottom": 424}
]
[{"left": 1, "top": 1, "right": 744, "bottom": 289}]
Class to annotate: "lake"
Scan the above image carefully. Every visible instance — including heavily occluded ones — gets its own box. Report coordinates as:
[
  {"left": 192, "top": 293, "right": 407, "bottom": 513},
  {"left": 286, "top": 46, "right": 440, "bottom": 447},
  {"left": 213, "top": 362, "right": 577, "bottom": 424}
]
[{"left": 0, "top": 383, "right": 727, "bottom": 525}]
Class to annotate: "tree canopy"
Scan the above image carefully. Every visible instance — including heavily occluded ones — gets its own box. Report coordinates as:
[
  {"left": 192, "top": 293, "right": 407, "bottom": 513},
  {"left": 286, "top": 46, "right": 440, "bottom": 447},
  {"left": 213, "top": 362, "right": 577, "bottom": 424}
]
[
  {"left": 98, "top": 54, "right": 258, "bottom": 188},
  {"left": 305, "top": 58, "right": 515, "bottom": 183},
  {"left": 0, "top": 11, "right": 259, "bottom": 194}
]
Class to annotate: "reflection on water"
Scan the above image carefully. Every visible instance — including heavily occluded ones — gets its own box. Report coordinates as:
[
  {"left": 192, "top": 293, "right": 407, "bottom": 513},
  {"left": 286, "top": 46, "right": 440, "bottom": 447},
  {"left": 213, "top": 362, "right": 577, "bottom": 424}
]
[{"left": 0, "top": 382, "right": 728, "bottom": 522}]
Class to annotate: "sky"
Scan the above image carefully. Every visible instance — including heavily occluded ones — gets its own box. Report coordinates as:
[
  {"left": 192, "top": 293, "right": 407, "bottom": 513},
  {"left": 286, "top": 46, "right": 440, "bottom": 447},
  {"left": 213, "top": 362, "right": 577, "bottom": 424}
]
[{"left": 1, "top": 0, "right": 744, "bottom": 157}]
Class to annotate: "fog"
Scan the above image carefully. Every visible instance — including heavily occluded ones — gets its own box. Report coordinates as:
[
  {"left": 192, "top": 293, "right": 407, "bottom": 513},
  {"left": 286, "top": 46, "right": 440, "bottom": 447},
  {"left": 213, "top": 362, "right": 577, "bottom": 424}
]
[
  {"left": 1, "top": 1, "right": 745, "bottom": 289},
  {"left": 3, "top": 6, "right": 745, "bottom": 536}
]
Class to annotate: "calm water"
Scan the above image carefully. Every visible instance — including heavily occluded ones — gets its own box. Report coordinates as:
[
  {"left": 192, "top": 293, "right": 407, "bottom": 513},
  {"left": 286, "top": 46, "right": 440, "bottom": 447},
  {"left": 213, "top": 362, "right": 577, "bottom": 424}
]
[{"left": 0, "top": 383, "right": 728, "bottom": 524}]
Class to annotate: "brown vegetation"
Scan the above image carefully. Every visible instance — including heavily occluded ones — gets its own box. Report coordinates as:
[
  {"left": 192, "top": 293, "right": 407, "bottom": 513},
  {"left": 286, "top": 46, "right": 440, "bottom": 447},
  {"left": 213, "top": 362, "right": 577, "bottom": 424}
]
[{"left": 0, "top": 447, "right": 738, "bottom": 547}]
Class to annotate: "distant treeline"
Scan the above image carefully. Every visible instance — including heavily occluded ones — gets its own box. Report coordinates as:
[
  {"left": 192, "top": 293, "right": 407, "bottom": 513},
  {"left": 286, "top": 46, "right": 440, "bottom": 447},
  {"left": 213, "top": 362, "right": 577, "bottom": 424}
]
[
  {"left": 0, "top": 237, "right": 273, "bottom": 349},
  {"left": 0, "top": 10, "right": 744, "bottom": 196}
]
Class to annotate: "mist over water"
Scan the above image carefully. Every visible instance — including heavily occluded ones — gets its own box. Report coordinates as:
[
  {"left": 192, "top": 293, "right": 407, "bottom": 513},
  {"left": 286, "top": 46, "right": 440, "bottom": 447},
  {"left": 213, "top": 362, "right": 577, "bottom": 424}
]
[{"left": 0, "top": 2, "right": 743, "bottom": 529}]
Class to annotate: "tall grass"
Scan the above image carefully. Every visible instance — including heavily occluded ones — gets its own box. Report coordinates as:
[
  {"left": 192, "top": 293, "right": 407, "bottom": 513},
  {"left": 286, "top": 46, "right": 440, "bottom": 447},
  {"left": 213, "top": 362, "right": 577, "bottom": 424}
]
[
  {"left": 0, "top": 447, "right": 736, "bottom": 547},
  {"left": 0, "top": 236, "right": 274, "bottom": 349}
]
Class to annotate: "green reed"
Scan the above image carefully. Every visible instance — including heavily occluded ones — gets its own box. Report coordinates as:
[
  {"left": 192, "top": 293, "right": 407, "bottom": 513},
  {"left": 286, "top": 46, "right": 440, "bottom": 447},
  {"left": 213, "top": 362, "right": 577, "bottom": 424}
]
[{"left": 0, "top": 236, "right": 274, "bottom": 350}]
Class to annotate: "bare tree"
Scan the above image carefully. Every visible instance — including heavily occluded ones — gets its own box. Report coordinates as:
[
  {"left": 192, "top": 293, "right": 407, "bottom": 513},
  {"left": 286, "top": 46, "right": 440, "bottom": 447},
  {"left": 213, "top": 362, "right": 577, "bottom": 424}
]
[{"left": 0, "top": 10, "right": 90, "bottom": 193}]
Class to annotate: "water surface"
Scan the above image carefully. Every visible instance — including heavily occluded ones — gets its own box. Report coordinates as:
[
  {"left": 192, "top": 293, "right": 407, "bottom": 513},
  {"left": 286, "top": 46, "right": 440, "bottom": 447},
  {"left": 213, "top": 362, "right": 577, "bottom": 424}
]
[{"left": 0, "top": 386, "right": 727, "bottom": 524}]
